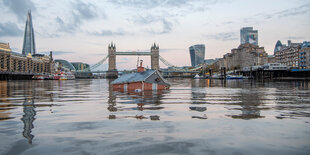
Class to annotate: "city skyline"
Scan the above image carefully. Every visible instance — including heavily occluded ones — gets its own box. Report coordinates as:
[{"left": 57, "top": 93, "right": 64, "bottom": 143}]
[{"left": 0, "top": 0, "right": 310, "bottom": 69}]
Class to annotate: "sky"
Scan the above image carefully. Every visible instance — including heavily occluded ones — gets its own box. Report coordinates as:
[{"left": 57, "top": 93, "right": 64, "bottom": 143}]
[{"left": 0, "top": 0, "right": 310, "bottom": 70}]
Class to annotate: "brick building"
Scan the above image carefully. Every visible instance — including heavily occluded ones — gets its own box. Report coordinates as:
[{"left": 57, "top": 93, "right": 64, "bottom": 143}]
[
  {"left": 212, "top": 43, "right": 268, "bottom": 71},
  {"left": 0, "top": 42, "right": 53, "bottom": 74},
  {"left": 274, "top": 41, "right": 301, "bottom": 68},
  {"left": 299, "top": 41, "right": 310, "bottom": 69}
]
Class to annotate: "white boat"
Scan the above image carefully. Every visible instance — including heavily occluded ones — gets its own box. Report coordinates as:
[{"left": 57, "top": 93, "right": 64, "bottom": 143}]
[
  {"left": 226, "top": 75, "right": 244, "bottom": 79},
  {"left": 53, "top": 72, "right": 75, "bottom": 80},
  {"left": 194, "top": 74, "right": 201, "bottom": 79}
]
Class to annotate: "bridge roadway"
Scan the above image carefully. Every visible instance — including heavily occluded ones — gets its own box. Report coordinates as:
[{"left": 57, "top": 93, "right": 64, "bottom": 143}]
[
  {"left": 77, "top": 70, "right": 200, "bottom": 74},
  {"left": 115, "top": 51, "right": 151, "bottom": 56}
]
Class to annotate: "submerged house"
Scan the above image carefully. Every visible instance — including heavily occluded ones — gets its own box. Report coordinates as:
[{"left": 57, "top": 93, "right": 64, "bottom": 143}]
[{"left": 112, "top": 61, "right": 170, "bottom": 91}]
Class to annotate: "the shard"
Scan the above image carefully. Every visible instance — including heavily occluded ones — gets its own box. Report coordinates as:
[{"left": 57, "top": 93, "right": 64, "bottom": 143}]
[{"left": 22, "top": 10, "right": 36, "bottom": 55}]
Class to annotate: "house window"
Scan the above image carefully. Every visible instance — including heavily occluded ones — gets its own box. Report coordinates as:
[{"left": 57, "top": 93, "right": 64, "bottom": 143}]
[{"left": 155, "top": 78, "right": 160, "bottom": 82}]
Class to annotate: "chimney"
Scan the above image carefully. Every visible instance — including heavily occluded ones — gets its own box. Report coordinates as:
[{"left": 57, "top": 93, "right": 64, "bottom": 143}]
[{"left": 137, "top": 60, "right": 144, "bottom": 72}]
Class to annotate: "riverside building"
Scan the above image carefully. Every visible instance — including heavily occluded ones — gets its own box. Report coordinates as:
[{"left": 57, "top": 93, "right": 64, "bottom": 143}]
[
  {"left": 274, "top": 40, "right": 302, "bottom": 68},
  {"left": 0, "top": 10, "right": 54, "bottom": 80},
  {"left": 299, "top": 41, "right": 310, "bottom": 69},
  {"left": 213, "top": 43, "right": 268, "bottom": 71}
]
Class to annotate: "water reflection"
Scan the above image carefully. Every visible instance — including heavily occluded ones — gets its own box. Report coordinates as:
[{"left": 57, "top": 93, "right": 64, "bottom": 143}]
[
  {"left": 227, "top": 82, "right": 265, "bottom": 119},
  {"left": 274, "top": 80, "right": 310, "bottom": 119},
  {"left": 190, "top": 79, "right": 208, "bottom": 119},
  {"left": 0, "top": 81, "right": 13, "bottom": 121},
  {"left": 107, "top": 80, "right": 165, "bottom": 120},
  {"left": 0, "top": 79, "right": 310, "bottom": 154},
  {"left": 21, "top": 97, "right": 36, "bottom": 144},
  {"left": 228, "top": 90, "right": 265, "bottom": 119},
  {"left": 0, "top": 80, "right": 56, "bottom": 144}
]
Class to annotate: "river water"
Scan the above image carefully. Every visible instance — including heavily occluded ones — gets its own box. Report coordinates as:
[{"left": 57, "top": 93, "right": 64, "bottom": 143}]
[{"left": 0, "top": 79, "right": 309, "bottom": 155}]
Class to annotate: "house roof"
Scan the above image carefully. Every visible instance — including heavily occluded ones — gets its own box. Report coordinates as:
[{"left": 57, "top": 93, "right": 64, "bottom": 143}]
[
  {"left": 111, "top": 70, "right": 170, "bottom": 86},
  {"left": 111, "top": 70, "right": 155, "bottom": 84}
]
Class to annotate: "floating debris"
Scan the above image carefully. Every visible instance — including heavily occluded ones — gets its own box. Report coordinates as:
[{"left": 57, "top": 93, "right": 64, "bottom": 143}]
[
  {"left": 109, "top": 115, "right": 116, "bottom": 119},
  {"left": 150, "top": 115, "right": 160, "bottom": 120},
  {"left": 0, "top": 117, "right": 15, "bottom": 121},
  {"left": 135, "top": 115, "right": 147, "bottom": 119},
  {"left": 192, "top": 114, "right": 208, "bottom": 119},
  {"left": 189, "top": 107, "right": 207, "bottom": 112}
]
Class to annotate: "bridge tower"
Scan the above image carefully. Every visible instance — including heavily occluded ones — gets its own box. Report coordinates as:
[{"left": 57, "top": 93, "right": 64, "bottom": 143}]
[
  {"left": 107, "top": 42, "right": 118, "bottom": 78},
  {"left": 151, "top": 43, "right": 159, "bottom": 70}
]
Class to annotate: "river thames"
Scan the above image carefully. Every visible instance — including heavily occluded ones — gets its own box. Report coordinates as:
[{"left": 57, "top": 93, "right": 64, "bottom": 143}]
[{"left": 0, "top": 79, "right": 309, "bottom": 155}]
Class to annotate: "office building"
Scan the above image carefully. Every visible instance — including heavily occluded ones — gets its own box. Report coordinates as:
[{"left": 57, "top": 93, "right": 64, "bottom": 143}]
[
  {"left": 22, "top": 10, "right": 36, "bottom": 55},
  {"left": 240, "top": 27, "right": 258, "bottom": 46},
  {"left": 189, "top": 44, "right": 205, "bottom": 67},
  {"left": 274, "top": 40, "right": 283, "bottom": 54}
]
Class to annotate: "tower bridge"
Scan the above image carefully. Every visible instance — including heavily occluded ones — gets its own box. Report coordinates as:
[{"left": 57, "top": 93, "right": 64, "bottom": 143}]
[{"left": 78, "top": 42, "right": 202, "bottom": 78}]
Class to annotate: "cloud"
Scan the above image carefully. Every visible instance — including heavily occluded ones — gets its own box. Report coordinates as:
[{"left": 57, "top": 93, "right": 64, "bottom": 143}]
[
  {"left": 3, "top": 0, "right": 36, "bottom": 21},
  {"left": 108, "top": 0, "right": 219, "bottom": 10},
  {"left": 287, "top": 36, "right": 306, "bottom": 40},
  {"left": 42, "top": 51, "right": 74, "bottom": 56},
  {"left": 55, "top": 0, "right": 100, "bottom": 33},
  {"left": 148, "top": 19, "right": 173, "bottom": 34},
  {"left": 108, "top": 0, "right": 183, "bottom": 9},
  {"left": 205, "top": 32, "right": 238, "bottom": 41},
  {"left": 132, "top": 14, "right": 174, "bottom": 34},
  {"left": 0, "top": 22, "right": 23, "bottom": 37},
  {"left": 90, "top": 29, "right": 126, "bottom": 36},
  {"left": 115, "top": 0, "right": 221, "bottom": 34},
  {"left": 256, "top": 3, "right": 310, "bottom": 20},
  {"left": 72, "top": 0, "right": 99, "bottom": 26},
  {"left": 55, "top": 16, "right": 75, "bottom": 33},
  {"left": 276, "top": 4, "right": 310, "bottom": 18},
  {"left": 160, "top": 48, "right": 185, "bottom": 53}
]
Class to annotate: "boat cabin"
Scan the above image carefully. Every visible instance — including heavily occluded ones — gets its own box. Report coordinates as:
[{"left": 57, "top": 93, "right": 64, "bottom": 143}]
[{"left": 112, "top": 61, "right": 170, "bottom": 91}]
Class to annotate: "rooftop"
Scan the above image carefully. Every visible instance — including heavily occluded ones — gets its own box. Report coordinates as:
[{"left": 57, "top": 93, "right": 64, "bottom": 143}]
[{"left": 112, "top": 70, "right": 156, "bottom": 84}]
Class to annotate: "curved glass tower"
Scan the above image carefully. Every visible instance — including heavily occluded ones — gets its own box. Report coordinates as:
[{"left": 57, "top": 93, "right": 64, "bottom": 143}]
[
  {"left": 274, "top": 40, "right": 282, "bottom": 54},
  {"left": 189, "top": 44, "right": 205, "bottom": 67},
  {"left": 22, "top": 10, "right": 36, "bottom": 55}
]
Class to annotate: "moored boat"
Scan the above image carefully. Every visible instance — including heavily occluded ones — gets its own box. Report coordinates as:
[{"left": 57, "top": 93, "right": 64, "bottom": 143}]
[
  {"left": 226, "top": 75, "right": 244, "bottom": 79},
  {"left": 53, "top": 72, "right": 75, "bottom": 80}
]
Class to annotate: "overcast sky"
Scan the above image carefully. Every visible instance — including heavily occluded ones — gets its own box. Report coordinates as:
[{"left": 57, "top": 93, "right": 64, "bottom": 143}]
[{"left": 0, "top": 0, "right": 309, "bottom": 70}]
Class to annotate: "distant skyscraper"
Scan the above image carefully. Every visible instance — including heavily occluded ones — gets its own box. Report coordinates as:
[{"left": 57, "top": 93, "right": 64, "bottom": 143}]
[
  {"left": 22, "top": 10, "right": 36, "bottom": 55},
  {"left": 240, "top": 27, "right": 258, "bottom": 46},
  {"left": 274, "top": 40, "right": 283, "bottom": 54},
  {"left": 189, "top": 44, "right": 205, "bottom": 67}
]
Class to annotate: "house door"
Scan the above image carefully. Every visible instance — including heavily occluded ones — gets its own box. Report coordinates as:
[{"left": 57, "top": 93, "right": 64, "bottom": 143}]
[
  {"left": 124, "top": 84, "right": 128, "bottom": 91},
  {"left": 152, "top": 83, "right": 157, "bottom": 90}
]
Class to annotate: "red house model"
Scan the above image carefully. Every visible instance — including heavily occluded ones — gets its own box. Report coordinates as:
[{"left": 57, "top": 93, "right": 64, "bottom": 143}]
[{"left": 112, "top": 61, "right": 170, "bottom": 91}]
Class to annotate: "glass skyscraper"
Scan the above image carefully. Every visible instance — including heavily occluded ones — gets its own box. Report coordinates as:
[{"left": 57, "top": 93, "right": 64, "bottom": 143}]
[
  {"left": 240, "top": 27, "right": 258, "bottom": 46},
  {"left": 274, "top": 40, "right": 283, "bottom": 54},
  {"left": 22, "top": 10, "right": 36, "bottom": 55},
  {"left": 189, "top": 44, "right": 205, "bottom": 67}
]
